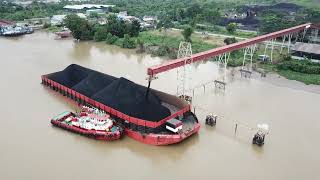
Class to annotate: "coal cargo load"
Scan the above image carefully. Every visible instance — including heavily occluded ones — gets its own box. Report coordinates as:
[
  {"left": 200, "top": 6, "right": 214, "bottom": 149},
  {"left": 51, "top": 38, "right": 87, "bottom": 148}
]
[
  {"left": 72, "top": 72, "right": 117, "bottom": 97},
  {"left": 48, "top": 64, "right": 94, "bottom": 87},
  {"left": 92, "top": 77, "right": 171, "bottom": 122},
  {"left": 47, "top": 64, "right": 171, "bottom": 122}
]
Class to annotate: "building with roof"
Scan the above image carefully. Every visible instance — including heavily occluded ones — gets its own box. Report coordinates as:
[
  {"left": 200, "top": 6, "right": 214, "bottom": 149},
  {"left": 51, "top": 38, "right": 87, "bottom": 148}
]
[
  {"left": 117, "top": 11, "right": 140, "bottom": 23},
  {"left": 0, "top": 19, "right": 14, "bottom": 27},
  {"left": 142, "top": 16, "right": 157, "bottom": 25},
  {"left": 291, "top": 42, "right": 320, "bottom": 62},
  {"left": 50, "top": 13, "right": 86, "bottom": 26},
  {"left": 51, "top": 15, "right": 67, "bottom": 26}
]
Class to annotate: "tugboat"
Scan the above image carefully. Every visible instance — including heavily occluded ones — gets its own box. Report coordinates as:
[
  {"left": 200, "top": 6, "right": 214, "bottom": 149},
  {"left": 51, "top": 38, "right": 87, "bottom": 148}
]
[
  {"left": 51, "top": 106, "right": 124, "bottom": 141},
  {"left": 42, "top": 64, "right": 200, "bottom": 145}
]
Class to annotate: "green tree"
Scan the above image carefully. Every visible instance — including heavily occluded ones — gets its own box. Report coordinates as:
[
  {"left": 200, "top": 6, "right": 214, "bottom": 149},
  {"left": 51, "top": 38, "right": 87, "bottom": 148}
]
[
  {"left": 105, "top": 33, "right": 118, "bottom": 44},
  {"left": 94, "top": 26, "right": 109, "bottom": 41},
  {"left": 157, "top": 16, "right": 174, "bottom": 35},
  {"left": 186, "top": 3, "right": 201, "bottom": 18},
  {"left": 260, "top": 12, "right": 300, "bottom": 34},
  {"left": 224, "top": 37, "right": 237, "bottom": 45},
  {"left": 64, "top": 14, "right": 94, "bottom": 40},
  {"left": 127, "top": 20, "right": 141, "bottom": 37},
  {"left": 203, "top": 9, "right": 221, "bottom": 25},
  {"left": 106, "top": 15, "right": 126, "bottom": 38},
  {"left": 89, "top": 12, "right": 99, "bottom": 18},
  {"left": 122, "top": 34, "right": 136, "bottom": 48},
  {"left": 226, "top": 23, "right": 237, "bottom": 34},
  {"left": 182, "top": 25, "right": 194, "bottom": 42}
]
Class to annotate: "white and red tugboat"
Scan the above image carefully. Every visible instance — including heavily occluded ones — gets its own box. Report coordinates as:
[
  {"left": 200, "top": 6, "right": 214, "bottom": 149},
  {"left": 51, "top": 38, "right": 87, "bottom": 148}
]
[{"left": 51, "top": 106, "right": 124, "bottom": 141}]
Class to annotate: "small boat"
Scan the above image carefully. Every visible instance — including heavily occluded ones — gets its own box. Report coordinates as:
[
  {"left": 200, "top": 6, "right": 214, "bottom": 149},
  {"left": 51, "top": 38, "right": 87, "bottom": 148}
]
[
  {"left": 1, "top": 25, "right": 33, "bottom": 36},
  {"left": 51, "top": 106, "right": 124, "bottom": 141},
  {"left": 55, "top": 29, "right": 71, "bottom": 38}
]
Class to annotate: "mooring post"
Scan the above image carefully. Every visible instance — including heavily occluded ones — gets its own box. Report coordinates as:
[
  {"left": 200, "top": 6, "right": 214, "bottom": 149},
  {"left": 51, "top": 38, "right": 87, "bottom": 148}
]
[
  {"left": 192, "top": 89, "right": 195, "bottom": 99},
  {"left": 234, "top": 122, "right": 238, "bottom": 136}
]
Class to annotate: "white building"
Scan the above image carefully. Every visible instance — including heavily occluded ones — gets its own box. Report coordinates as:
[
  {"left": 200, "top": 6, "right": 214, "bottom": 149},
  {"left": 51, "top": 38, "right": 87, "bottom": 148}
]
[
  {"left": 142, "top": 16, "right": 157, "bottom": 24},
  {"left": 50, "top": 14, "right": 86, "bottom": 26},
  {"left": 51, "top": 15, "right": 67, "bottom": 26},
  {"left": 117, "top": 11, "right": 140, "bottom": 22}
]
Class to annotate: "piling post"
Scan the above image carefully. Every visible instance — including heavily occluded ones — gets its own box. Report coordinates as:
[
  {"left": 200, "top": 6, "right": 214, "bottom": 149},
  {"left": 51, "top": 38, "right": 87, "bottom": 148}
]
[{"left": 234, "top": 122, "right": 238, "bottom": 136}]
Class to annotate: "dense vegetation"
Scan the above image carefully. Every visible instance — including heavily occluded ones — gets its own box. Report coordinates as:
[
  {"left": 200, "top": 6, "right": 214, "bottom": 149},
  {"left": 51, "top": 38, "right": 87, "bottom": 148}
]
[
  {"left": 277, "top": 58, "right": 320, "bottom": 74},
  {"left": 0, "top": 1, "right": 66, "bottom": 21},
  {"left": 1, "top": 0, "right": 319, "bottom": 35},
  {"left": 64, "top": 14, "right": 94, "bottom": 40},
  {"left": 64, "top": 14, "right": 140, "bottom": 44},
  {"left": 1, "top": 0, "right": 320, "bottom": 84}
]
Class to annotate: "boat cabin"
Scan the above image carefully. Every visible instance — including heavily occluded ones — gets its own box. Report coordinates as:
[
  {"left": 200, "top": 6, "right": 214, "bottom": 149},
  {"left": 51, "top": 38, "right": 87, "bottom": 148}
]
[{"left": 166, "top": 119, "right": 183, "bottom": 133}]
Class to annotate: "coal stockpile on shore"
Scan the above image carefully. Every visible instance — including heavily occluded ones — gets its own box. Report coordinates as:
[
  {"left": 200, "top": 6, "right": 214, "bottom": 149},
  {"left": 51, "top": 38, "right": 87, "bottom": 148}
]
[
  {"left": 48, "top": 64, "right": 94, "bottom": 87},
  {"left": 47, "top": 64, "right": 171, "bottom": 122},
  {"left": 72, "top": 72, "right": 117, "bottom": 97},
  {"left": 92, "top": 77, "right": 171, "bottom": 122}
]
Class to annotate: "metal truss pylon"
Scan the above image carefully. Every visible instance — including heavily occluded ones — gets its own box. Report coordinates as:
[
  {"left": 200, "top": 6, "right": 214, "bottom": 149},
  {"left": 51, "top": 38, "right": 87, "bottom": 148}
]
[
  {"left": 242, "top": 45, "right": 256, "bottom": 70},
  {"left": 176, "top": 41, "right": 192, "bottom": 97},
  {"left": 217, "top": 52, "right": 230, "bottom": 82},
  {"left": 280, "top": 34, "right": 293, "bottom": 54}
]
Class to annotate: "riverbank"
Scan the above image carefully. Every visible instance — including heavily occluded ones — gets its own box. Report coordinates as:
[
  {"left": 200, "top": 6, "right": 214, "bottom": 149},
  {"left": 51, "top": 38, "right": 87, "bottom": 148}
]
[
  {"left": 100, "top": 30, "right": 217, "bottom": 59},
  {"left": 44, "top": 26, "right": 320, "bottom": 86},
  {"left": 258, "top": 61, "right": 320, "bottom": 85}
]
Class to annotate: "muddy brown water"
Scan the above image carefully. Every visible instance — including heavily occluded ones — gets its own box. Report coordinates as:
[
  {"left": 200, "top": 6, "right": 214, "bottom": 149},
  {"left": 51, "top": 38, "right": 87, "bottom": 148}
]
[{"left": 1, "top": 31, "right": 319, "bottom": 180}]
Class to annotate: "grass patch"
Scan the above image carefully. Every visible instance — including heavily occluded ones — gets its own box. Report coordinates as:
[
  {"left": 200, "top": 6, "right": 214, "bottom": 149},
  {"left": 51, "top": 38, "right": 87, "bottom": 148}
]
[
  {"left": 137, "top": 31, "right": 216, "bottom": 54},
  {"left": 45, "top": 26, "right": 62, "bottom": 33},
  {"left": 278, "top": 70, "right": 320, "bottom": 85},
  {"left": 257, "top": 63, "right": 277, "bottom": 73},
  {"left": 190, "top": 24, "right": 258, "bottom": 38}
]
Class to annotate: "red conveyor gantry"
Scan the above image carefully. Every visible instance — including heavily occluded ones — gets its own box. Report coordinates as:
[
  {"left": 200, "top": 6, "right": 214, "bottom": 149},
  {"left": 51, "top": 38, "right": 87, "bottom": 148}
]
[{"left": 147, "top": 23, "right": 318, "bottom": 76}]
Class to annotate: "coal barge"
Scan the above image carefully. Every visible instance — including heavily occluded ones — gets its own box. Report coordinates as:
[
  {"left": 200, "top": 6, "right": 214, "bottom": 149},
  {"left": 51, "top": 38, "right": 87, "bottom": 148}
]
[{"left": 42, "top": 64, "right": 200, "bottom": 145}]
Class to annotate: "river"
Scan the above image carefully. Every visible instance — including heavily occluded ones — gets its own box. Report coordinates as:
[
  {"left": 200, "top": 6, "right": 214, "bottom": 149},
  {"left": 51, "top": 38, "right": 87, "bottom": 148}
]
[{"left": 1, "top": 31, "right": 319, "bottom": 180}]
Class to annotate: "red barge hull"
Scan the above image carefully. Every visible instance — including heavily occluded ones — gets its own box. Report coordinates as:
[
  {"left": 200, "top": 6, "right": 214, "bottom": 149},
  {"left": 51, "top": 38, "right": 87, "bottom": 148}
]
[{"left": 125, "top": 125, "right": 200, "bottom": 145}]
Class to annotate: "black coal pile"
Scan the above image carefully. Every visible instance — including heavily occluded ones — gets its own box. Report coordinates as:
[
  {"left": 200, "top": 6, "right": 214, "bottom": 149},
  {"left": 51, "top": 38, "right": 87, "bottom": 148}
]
[
  {"left": 92, "top": 77, "right": 171, "bottom": 122},
  {"left": 47, "top": 64, "right": 171, "bottom": 122},
  {"left": 72, "top": 72, "right": 117, "bottom": 97},
  {"left": 48, "top": 64, "right": 93, "bottom": 87}
]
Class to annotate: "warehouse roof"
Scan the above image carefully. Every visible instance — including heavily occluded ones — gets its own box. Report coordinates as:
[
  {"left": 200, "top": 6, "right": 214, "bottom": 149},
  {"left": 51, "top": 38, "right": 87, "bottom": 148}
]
[{"left": 292, "top": 42, "right": 320, "bottom": 55}]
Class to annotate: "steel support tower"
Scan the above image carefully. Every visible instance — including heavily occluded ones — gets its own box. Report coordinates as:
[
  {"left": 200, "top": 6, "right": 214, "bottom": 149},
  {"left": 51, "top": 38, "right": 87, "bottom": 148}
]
[{"left": 176, "top": 41, "right": 193, "bottom": 97}]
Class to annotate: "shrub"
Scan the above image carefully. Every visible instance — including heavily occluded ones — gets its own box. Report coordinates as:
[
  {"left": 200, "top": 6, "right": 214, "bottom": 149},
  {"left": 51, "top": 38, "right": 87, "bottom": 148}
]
[
  {"left": 154, "top": 45, "right": 170, "bottom": 56},
  {"left": 105, "top": 33, "right": 118, "bottom": 44},
  {"left": 94, "top": 27, "right": 109, "bottom": 41},
  {"left": 43, "top": 23, "right": 51, "bottom": 29},
  {"left": 226, "top": 23, "right": 237, "bottom": 34},
  {"left": 277, "top": 59, "right": 320, "bottom": 74},
  {"left": 122, "top": 34, "right": 136, "bottom": 49},
  {"left": 181, "top": 25, "right": 193, "bottom": 42},
  {"left": 227, "top": 59, "right": 243, "bottom": 67},
  {"left": 224, "top": 37, "right": 238, "bottom": 45}
]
